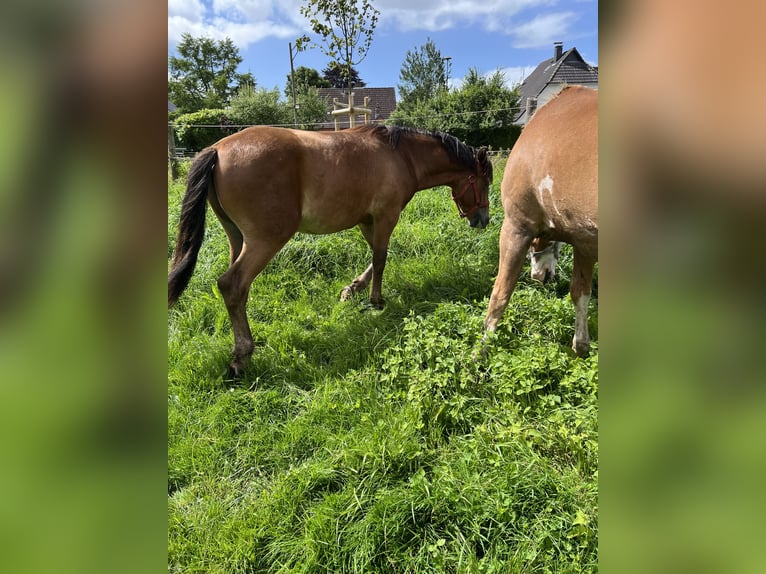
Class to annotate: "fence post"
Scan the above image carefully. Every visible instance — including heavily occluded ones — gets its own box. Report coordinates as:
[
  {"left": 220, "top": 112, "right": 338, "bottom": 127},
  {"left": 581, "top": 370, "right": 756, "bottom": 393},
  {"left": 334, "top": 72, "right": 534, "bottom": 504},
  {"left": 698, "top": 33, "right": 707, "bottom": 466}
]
[{"left": 168, "top": 123, "right": 178, "bottom": 180}]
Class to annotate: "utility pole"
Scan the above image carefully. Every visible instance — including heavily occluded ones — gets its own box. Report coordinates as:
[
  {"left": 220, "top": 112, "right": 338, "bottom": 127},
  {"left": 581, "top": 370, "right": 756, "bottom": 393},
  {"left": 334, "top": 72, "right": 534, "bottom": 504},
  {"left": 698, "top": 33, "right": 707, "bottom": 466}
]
[
  {"left": 442, "top": 56, "right": 452, "bottom": 91},
  {"left": 289, "top": 42, "right": 298, "bottom": 127}
]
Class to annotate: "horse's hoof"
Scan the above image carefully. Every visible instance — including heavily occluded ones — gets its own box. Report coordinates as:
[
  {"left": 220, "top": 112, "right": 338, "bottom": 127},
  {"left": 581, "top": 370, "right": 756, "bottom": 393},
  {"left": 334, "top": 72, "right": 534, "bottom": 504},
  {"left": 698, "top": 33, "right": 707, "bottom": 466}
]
[
  {"left": 369, "top": 298, "right": 385, "bottom": 310},
  {"left": 471, "top": 344, "right": 487, "bottom": 362},
  {"left": 472, "top": 332, "right": 493, "bottom": 361},
  {"left": 339, "top": 287, "right": 353, "bottom": 301},
  {"left": 224, "top": 362, "right": 245, "bottom": 380},
  {"left": 572, "top": 338, "right": 590, "bottom": 357}
]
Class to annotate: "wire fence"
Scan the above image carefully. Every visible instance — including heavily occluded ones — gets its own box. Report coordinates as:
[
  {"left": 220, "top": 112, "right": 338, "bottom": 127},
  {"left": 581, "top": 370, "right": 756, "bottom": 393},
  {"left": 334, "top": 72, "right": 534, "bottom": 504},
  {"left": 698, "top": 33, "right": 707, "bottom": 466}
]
[
  {"left": 168, "top": 104, "right": 526, "bottom": 131},
  {"left": 168, "top": 105, "right": 524, "bottom": 160}
]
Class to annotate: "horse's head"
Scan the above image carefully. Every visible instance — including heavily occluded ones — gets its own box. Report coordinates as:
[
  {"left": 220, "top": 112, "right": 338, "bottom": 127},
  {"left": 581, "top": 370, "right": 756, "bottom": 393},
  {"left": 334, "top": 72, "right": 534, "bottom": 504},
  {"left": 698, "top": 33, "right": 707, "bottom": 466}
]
[
  {"left": 529, "top": 238, "right": 561, "bottom": 283},
  {"left": 451, "top": 147, "right": 492, "bottom": 228}
]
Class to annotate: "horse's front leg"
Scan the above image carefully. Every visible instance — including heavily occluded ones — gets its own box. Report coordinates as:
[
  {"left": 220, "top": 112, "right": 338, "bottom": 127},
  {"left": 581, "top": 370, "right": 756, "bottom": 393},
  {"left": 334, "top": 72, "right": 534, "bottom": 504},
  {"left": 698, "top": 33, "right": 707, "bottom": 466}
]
[
  {"left": 341, "top": 217, "right": 397, "bottom": 308},
  {"left": 570, "top": 249, "right": 596, "bottom": 357},
  {"left": 368, "top": 245, "right": 389, "bottom": 309},
  {"left": 367, "top": 214, "right": 400, "bottom": 309}
]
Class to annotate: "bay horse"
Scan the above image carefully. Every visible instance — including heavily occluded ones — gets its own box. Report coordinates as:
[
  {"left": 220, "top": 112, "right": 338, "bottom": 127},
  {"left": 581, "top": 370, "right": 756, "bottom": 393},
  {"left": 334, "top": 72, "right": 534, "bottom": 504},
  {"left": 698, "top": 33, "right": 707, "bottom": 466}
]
[
  {"left": 169, "top": 124, "right": 492, "bottom": 377},
  {"left": 483, "top": 86, "right": 597, "bottom": 356}
]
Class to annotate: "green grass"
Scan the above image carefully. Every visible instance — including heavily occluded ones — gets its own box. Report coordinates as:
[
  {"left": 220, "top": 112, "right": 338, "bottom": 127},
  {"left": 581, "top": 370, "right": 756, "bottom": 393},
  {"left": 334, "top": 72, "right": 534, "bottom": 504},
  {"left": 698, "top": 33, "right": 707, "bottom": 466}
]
[{"left": 168, "top": 157, "right": 598, "bottom": 573}]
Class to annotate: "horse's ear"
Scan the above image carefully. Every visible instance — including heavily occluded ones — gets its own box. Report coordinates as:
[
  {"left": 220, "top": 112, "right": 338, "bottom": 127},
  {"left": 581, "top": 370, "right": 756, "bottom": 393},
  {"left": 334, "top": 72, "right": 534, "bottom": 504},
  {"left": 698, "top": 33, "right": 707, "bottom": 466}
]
[{"left": 477, "top": 147, "right": 488, "bottom": 162}]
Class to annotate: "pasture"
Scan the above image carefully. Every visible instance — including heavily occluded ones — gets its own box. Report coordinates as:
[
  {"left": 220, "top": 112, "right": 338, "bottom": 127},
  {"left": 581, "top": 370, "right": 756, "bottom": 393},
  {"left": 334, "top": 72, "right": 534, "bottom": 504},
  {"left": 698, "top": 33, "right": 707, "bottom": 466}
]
[{"left": 168, "top": 155, "right": 598, "bottom": 573}]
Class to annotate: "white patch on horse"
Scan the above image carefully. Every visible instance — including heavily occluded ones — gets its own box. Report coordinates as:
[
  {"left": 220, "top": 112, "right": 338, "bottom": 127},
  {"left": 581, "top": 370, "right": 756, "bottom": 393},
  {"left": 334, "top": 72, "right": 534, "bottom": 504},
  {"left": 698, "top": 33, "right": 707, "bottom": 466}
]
[
  {"left": 537, "top": 174, "right": 563, "bottom": 228},
  {"left": 573, "top": 293, "right": 591, "bottom": 350},
  {"left": 537, "top": 174, "right": 554, "bottom": 204}
]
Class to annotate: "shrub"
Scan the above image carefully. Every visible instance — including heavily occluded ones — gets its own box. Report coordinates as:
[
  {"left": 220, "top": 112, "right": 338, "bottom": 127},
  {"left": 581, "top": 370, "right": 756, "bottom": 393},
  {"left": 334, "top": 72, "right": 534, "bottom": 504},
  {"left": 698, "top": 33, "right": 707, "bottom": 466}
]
[
  {"left": 173, "top": 108, "right": 238, "bottom": 151},
  {"left": 229, "top": 86, "right": 292, "bottom": 127}
]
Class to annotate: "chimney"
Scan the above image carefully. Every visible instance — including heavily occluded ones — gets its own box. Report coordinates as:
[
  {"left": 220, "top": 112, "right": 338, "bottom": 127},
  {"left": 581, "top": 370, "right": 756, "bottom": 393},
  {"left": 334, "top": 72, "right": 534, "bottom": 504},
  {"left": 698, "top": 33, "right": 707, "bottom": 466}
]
[{"left": 554, "top": 42, "right": 563, "bottom": 61}]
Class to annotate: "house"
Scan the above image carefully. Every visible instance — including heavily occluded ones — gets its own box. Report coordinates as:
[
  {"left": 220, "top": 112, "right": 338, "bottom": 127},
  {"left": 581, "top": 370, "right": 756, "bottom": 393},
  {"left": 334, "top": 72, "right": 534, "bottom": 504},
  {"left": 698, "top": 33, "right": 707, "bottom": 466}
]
[
  {"left": 316, "top": 87, "right": 397, "bottom": 130},
  {"left": 514, "top": 42, "right": 598, "bottom": 125}
]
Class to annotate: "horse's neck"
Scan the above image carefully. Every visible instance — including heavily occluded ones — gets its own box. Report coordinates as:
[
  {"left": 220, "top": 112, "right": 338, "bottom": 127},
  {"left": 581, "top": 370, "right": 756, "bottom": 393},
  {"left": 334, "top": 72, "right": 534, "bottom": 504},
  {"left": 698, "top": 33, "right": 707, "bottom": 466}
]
[{"left": 404, "top": 140, "right": 464, "bottom": 191}]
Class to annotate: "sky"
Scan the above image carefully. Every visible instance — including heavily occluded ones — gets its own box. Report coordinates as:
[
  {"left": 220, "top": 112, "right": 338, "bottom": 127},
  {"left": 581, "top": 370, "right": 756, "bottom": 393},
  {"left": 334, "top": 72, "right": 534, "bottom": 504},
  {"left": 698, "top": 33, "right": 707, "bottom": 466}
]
[{"left": 168, "top": 0, "right": 598, "bottom": 96}]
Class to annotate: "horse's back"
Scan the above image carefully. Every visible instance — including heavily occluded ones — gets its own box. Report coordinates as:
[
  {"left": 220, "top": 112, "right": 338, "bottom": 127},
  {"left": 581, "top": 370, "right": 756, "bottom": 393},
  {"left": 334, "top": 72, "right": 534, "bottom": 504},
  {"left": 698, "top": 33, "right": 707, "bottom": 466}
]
[
  {"left": 213, "top": 126, "right": 304, "bottom": 167},
  {"left": 208, "top": 126, "right": 407, "bottom": 237},
  {"left": 211, "top": 126, "right": 393, "bottom": 178},
  {"left": 502, "top": 86, "right": 597, "bottom": 249}
]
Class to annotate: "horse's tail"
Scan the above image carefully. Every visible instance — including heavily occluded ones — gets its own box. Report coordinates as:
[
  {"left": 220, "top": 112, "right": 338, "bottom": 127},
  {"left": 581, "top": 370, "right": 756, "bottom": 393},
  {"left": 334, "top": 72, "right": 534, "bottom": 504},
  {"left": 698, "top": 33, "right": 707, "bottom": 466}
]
[{"left": 168, "top": 147, "right": 217, "bottom": 307}]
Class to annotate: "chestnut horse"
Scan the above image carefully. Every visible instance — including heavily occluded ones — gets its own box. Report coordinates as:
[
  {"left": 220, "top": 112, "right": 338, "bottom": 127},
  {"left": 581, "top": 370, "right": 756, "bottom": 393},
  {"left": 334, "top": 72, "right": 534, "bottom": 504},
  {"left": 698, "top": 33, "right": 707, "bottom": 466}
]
[
  {"left": 169, "top": 124, "right": 492, "bottom": 377},
  {"left": 484, "top": 86, "right": 597, "bottom": 355}
]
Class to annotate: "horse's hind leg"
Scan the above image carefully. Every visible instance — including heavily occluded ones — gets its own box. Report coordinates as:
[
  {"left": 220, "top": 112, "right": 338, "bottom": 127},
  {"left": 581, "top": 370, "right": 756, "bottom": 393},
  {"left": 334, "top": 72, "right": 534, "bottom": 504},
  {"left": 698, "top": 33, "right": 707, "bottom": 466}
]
[
  {"left": 484, "top": 222, "right": 533, "bottom": 333},
  {"left": 340, "top": 221, "right": 375, "bottom": 301},
  {"left": 570, "top": 249, "right": 596, "bottom": 357},
  {"left": 209, "top": 192, "right": 243, "bottom": 265},
  {"left": 221, "top": 220, "right": 244, "bottom": 266},
  {"left": 217, "top": 237, "right": 288, "bottom": 378},
  {"left": 340, "top": 264, "right": 373, "bottom": 301}
]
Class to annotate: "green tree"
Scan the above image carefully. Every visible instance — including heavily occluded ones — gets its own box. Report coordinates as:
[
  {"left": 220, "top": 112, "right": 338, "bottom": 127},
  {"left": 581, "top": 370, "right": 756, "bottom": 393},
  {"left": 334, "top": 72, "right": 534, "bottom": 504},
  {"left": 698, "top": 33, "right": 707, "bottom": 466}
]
[
  {"left": 229, "top": 86, "right": 291, "bottom": 127},
  {"left": 293, "top": 87, "right": 332, "bottom": 129},
  {"left": 390, "top": 68, "right": 521, "bottom": 149},
  {"left": 230, "top": 85, "right": 329, "bottom": 130},
  {"left": 322, "top": 61, "right": 365, "bottom": 89},
  {"left": 297, "top": 0, "right": 379, "bottom": 100},
  {"left": 168, "top": 34, "right": 255, "bottom": 113},
  {"left": 398, "top": 38, "right": 447, "bottom": 106},
  {"left": 285, "top": 66, "right": 331, "bottom": 99}
]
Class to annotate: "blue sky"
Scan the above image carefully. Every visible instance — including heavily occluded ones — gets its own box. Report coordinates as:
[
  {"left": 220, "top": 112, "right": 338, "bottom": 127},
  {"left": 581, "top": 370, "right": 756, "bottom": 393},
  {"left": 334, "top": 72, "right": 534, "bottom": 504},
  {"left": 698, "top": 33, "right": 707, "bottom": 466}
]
[{"left": 168, "top": 0, "right": 598, "bottom": 95}]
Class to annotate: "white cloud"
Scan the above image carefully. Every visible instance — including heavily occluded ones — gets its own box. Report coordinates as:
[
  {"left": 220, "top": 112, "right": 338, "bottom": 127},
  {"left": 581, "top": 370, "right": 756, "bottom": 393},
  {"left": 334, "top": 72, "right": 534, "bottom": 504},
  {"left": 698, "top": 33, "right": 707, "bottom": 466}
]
[
  {"left": 211, "top": 0, "right": 273, "bottom": 22},
  {"left": 168, "top": 0, "right": 206, "bottom": 22},
  {"left": 509, "top": 11, "right": 579, "bottom": 48},
  {"left": 168, "top": 0, "right": 301, "bottom": 48},
  {"left": 212, "top": 19, "right": 297, "bottom": 46},
  {"left": 499, "top": 65, "right": 535, "bottom": 86},
  {"left": 169, "top": 17, "right": 296, "bottom": 48},
  {"left": 168, "top": 0, "right": 582, "bottom": 52},
  {"left": 378, "top": 0, "right": 554, "bottom": 33},
  {"left": 168, "top": 16, "right": 212, "bottom": 44}
]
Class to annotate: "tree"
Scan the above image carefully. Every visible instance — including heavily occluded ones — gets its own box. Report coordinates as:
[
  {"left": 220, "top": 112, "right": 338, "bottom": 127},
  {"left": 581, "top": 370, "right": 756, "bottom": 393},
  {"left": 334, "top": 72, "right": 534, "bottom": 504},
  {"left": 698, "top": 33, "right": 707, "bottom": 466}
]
[
  {"left": 398, "top": 38, "right": 447, "bottom": 106},
  {"left": 284, "top": 66, "right": 331, "bottom": 99},
  {"left": 296, "top": 0, "right": 379, "bottom": 100},
  {"left": 229, "top": 86, "right": 292, "bottom": 127},
  {"left": 168, "top": 34, "right": 255, "bottom": 113},
  {"left": 322, "top": 62, "right": 365, "bottom": 89},
  {"left": 390, "top": 68, "right": 522, "bottom": 149},
  {"left": 230, "top": 85, "right": 329, "bottom": 131},
  {"left": 293, "top": 87, "right": 332, "bottom": 129}
]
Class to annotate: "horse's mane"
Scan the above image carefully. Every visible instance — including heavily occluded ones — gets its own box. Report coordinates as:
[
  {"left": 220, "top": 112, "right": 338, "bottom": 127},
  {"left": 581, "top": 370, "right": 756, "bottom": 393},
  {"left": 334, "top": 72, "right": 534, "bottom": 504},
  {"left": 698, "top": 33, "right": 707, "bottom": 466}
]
[{"left": 359, "top": 124, "right": 493, "bottom": 182}]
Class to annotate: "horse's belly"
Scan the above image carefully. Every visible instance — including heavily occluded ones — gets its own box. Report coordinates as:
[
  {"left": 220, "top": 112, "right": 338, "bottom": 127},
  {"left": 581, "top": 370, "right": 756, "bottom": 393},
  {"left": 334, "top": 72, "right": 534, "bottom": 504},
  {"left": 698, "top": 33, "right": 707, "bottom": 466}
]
[
  {"left": 297, "top": 219, "right": 342, "bottom": 234},
  {"left": 297, "top": 212, "right": 361, "bottom": 235},
  {"left": 298, "top": 190, "right": 367, "bottom": 234}
]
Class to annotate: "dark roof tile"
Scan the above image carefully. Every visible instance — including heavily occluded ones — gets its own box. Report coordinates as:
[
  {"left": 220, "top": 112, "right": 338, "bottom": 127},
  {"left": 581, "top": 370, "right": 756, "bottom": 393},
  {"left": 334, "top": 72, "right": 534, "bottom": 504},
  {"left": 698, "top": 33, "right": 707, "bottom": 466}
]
[{"left": 515, "top": 47, "right": 598, "bottom": 122}]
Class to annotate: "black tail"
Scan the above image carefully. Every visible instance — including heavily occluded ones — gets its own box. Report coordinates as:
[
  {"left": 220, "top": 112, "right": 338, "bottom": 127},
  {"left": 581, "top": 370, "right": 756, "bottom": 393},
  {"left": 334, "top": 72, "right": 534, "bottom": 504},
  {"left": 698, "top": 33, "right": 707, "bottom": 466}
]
[{"left": 168, "top": 147, "right": 217, "bottom": 307}]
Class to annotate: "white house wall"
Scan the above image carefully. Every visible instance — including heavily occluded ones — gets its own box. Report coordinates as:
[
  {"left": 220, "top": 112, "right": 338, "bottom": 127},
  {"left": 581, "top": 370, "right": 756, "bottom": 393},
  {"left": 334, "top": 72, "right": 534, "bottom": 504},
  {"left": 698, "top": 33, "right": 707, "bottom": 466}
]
[{"left": 516, "top": 81, "right": 598, "bottom": 126}]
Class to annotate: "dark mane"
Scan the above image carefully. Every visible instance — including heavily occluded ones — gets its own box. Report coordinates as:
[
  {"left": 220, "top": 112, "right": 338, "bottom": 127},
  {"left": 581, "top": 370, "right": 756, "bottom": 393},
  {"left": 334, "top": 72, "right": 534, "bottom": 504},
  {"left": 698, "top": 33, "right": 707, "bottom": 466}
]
[{"left": 359, "top": 124, "right": 493, "bottom": 182}]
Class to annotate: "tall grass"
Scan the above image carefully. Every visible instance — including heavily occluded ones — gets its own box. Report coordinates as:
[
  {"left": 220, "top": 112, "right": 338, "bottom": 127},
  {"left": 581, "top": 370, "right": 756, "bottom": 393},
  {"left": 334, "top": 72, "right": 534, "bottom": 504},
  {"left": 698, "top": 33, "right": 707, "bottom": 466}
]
[{"left": 168, "top": 156, "right": 598, "bottom": 573}]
